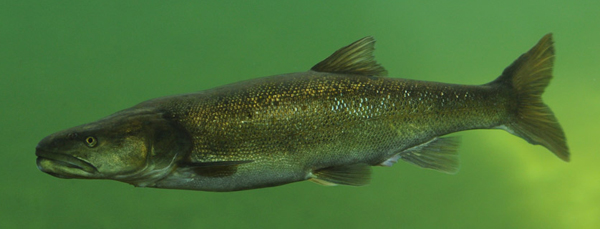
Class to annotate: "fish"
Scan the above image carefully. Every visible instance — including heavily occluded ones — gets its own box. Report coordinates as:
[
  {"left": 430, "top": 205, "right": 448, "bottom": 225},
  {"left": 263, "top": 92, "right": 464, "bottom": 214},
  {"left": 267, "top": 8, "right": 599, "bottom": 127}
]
[{"left": 36, "top": 34, "right": 569, "bottom": 191}]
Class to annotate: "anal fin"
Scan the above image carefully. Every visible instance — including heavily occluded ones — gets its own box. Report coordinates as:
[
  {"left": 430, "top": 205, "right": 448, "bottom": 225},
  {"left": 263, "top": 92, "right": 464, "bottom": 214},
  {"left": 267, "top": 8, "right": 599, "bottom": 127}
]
[
  {"left": 382, "top": 136, "right": 460, "bottom": 174},
  {"left": 309, "top": 164, "right": 371, "bottom": 186}
]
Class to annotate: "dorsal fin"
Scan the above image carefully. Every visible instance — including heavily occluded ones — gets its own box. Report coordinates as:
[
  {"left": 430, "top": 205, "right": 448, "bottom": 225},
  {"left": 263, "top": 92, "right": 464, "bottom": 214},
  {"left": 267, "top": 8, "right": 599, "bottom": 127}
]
[{"left": 311, "top": 36, "right": 388, "bottom": 76}]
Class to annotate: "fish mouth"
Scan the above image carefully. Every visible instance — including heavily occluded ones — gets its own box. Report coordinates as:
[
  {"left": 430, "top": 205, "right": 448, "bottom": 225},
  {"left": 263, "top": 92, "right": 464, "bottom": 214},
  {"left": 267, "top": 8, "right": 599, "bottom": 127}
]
[{"left": 36, "top": 149, "right": 98, "bottom": 178}]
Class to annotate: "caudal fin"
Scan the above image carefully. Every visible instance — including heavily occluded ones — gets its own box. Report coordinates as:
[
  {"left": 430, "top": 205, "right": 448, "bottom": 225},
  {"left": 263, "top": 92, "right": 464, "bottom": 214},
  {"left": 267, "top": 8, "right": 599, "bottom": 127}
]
[{"left": 493, "top": 34, "right": 569, "bottom": 161}]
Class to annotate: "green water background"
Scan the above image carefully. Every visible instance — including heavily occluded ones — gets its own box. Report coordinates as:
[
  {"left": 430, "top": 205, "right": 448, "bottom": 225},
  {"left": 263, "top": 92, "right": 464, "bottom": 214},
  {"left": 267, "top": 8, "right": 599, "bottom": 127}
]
[{"left": 1, "top": 1, "right": 598, "bottom": 228}]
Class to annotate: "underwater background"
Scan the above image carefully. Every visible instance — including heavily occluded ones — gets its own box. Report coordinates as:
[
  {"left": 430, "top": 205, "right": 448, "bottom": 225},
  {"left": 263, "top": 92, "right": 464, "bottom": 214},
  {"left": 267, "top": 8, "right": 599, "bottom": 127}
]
[{"left": 1, "top": 1, "right": 598, "bottom": 228}]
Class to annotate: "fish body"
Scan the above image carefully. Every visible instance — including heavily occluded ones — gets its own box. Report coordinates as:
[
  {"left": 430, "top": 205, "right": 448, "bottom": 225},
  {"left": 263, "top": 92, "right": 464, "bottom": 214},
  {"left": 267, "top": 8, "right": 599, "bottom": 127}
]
[{"left": 36, "top": 34, "right": 568, "bottom": 191}]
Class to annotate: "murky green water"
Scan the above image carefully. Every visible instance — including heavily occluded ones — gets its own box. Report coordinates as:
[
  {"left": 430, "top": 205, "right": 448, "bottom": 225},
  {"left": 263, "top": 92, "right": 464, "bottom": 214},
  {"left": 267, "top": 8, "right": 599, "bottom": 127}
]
[{"left": 1, "top": 1, "right": 598, "bottom": 228}]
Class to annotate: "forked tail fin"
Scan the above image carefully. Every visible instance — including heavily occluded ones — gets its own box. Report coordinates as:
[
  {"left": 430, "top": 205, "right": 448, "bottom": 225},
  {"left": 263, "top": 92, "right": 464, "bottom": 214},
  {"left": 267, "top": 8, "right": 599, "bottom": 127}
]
[{"left": 492, "top": 34, "right": 569, "bottom": 161}]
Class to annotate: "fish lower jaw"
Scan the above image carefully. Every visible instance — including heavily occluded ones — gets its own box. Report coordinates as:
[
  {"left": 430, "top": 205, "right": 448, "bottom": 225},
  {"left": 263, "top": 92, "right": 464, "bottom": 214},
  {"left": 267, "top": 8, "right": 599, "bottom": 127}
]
[{"left": 36, "top": 157, "right": 97, "bottom": 179}]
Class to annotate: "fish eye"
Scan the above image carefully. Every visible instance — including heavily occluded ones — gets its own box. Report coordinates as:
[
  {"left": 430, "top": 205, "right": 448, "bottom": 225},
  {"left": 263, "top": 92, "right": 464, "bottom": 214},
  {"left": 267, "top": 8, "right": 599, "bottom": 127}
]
[{"left": 85, "top": 136, "right": 98, "bottom": 148}]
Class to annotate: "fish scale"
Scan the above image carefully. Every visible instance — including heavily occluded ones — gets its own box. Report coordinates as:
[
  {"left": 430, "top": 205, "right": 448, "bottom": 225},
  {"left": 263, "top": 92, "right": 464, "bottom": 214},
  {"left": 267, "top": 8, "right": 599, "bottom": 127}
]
[{"left": 164, "top": 73, "right": 501, "bottom": 165}]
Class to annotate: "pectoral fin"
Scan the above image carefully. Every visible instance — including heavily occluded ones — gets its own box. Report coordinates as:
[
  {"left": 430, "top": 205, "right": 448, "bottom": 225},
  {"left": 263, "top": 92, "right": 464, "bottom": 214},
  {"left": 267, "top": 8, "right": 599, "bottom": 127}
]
[
  {"left": 180, "top": 160, "right": 254, "bottom": 167},
  {"left": 382, "top": 137, "right": 460, "bottom": 174},
  {"left": 178, "top": 160, "right": 253, "bottom": 178},
  {"left": 309, "top": 164, "right": 371, "bottom": 186}
]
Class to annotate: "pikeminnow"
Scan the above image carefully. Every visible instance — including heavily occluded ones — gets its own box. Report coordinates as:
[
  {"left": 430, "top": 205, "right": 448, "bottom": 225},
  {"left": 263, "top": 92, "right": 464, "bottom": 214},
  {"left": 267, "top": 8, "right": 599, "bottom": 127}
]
[{"left": 36, "top": 34, "right": 568, "bottom": 191}]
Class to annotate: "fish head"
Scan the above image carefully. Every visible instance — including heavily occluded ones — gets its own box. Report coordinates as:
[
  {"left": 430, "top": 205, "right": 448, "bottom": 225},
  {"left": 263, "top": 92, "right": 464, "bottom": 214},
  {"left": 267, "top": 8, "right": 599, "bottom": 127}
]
[{"left": 36, "top": 108, "right": 192, "bottom": 184}]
